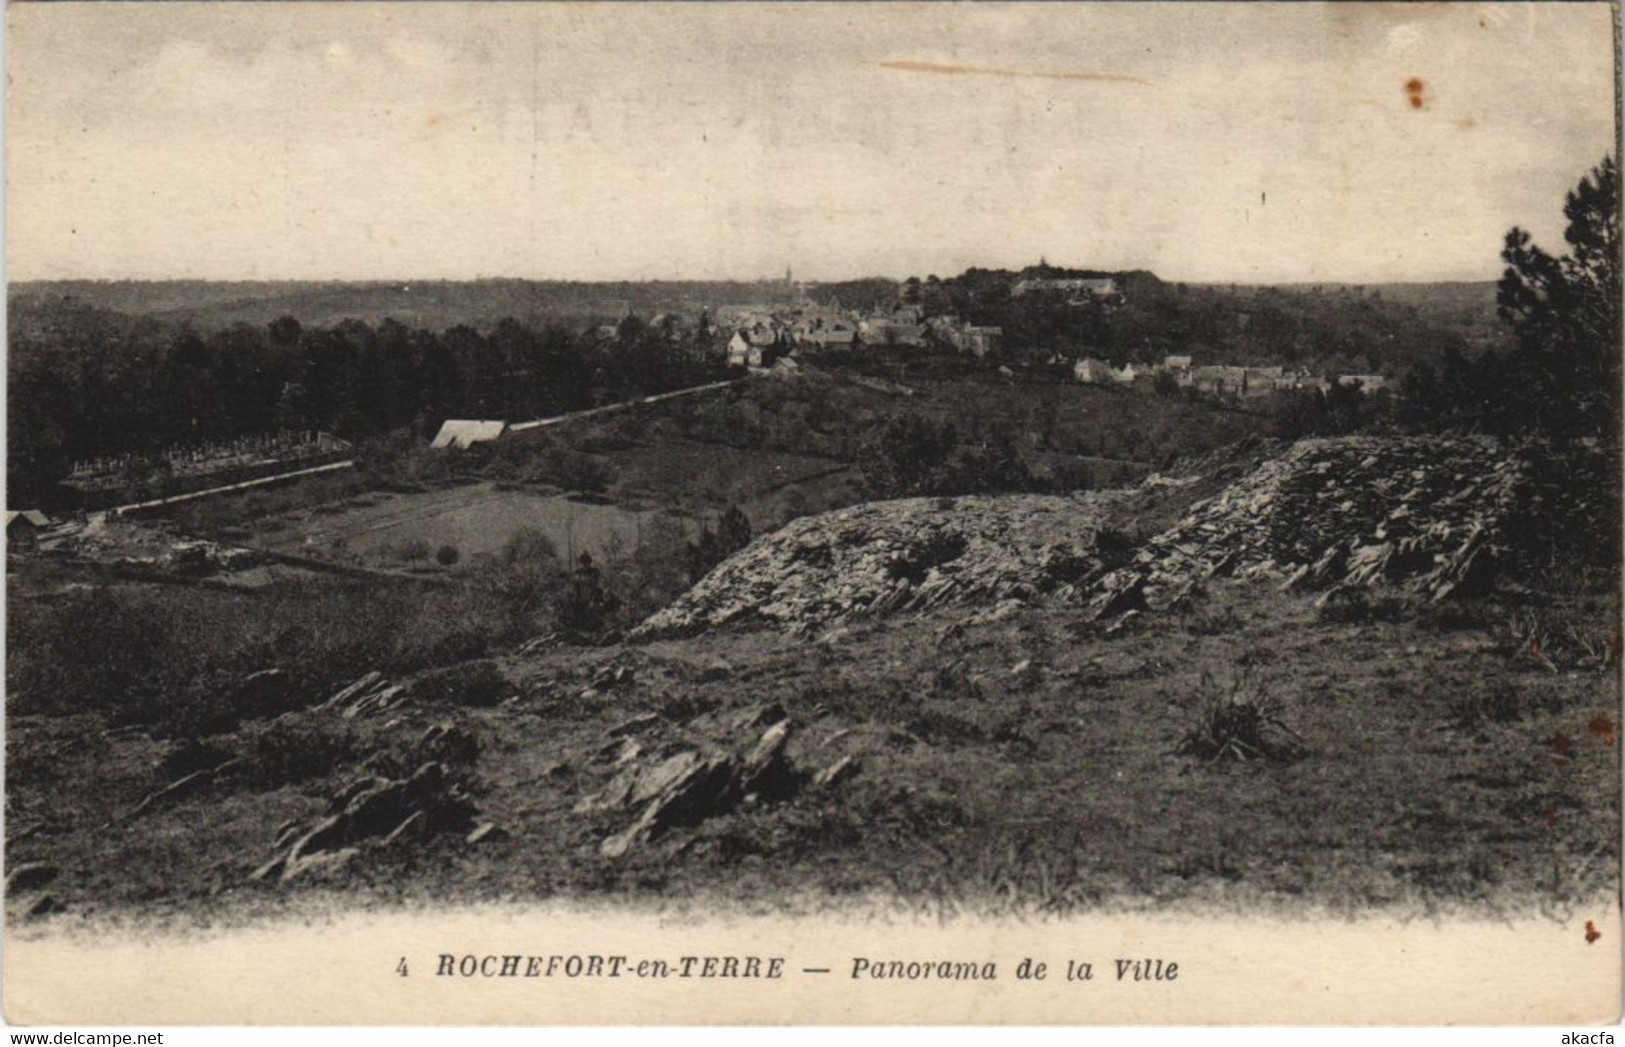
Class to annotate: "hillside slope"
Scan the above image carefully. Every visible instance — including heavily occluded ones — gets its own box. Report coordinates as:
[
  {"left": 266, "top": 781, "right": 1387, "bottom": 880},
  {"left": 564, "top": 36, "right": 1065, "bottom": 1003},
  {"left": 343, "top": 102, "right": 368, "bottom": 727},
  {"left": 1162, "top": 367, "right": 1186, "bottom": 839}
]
[
  {"left": 638, "top": 434, "right": 1562, "bottom": 640},
  {"left": 5, "top": 434, "right": 1618, "bottom": 924},
  {"left": 635, "top": 489, "right": 1138, "bottom": 639}
]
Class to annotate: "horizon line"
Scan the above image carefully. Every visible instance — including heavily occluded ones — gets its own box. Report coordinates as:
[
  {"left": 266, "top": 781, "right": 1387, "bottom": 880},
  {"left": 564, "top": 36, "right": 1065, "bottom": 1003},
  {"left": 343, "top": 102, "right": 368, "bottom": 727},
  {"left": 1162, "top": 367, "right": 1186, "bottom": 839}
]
[{"left": 6, "top": 272, "right": 1506, "bottom": 287}]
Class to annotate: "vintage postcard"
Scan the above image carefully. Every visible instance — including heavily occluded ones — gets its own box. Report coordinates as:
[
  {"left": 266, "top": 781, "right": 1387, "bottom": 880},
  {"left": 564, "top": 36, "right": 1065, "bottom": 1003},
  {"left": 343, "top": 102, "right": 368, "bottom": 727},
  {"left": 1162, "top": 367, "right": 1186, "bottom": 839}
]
[{"left": 3, "top": 0, "right": 1621, "bottom": 1028}]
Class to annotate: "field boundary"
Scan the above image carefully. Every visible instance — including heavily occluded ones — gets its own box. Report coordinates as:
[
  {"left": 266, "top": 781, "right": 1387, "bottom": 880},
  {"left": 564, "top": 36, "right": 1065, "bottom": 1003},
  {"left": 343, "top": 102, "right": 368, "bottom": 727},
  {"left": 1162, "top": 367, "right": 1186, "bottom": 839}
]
[
  {"left": 505, "top": 379, "right": 742, "bottom": 433},
  {"left": 111, "top": 460, "right": 357, "bottom": 516}
]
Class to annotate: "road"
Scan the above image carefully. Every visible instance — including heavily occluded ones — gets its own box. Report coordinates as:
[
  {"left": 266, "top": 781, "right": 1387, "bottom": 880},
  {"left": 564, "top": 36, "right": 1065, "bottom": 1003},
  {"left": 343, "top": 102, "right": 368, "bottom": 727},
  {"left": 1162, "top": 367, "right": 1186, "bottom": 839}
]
[
  {"left": 110, "top": 459, "right": 356, "bottom": 516},
  {"left": 505, "top": 379, "right": 742, "bottom": 433}
]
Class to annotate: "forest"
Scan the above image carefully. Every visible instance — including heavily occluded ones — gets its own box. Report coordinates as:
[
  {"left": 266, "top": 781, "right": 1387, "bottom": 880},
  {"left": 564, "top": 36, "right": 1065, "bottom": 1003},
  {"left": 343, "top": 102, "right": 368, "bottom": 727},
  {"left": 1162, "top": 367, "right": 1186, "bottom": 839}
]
[{"left": 6, "top": 300, "right": 728, "bottom": 505}]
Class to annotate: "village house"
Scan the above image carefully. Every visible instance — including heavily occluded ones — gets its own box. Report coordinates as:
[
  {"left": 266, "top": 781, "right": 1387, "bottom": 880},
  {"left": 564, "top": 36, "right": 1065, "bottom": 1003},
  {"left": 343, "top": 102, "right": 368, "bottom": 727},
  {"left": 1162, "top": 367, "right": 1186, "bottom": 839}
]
[
  {"left": 1112, "top": 362, "right": 1140, "bottom": 384},
  {"left": 1012, "top": 276, "right": 1120, "bottom": 301},
  {"left": 801, "top": 321, "right": 858, "bottom": 350},
  {"left": 861, "top": 316, "right": 927, "bottom": 347},
  {"left": 959, "top": 325, "right": 1002, "bottom": 357},
  {"left": 6, "top": 510, "right": 51, "bottom": 551},
  {"left": 1188, "top": 364, "right": 1251, "bottom": 397},
  {"left": 1163, "top": 354, "right": 1193, "bottom": 373},
  {"left": 1337, "top": 374, "right": 1390, "bottom": 394},
  {"left": 430, "top": 420, "right": 507, "bottom": 449},
  {"left": 1073, "top": 357, "right": 1115, "bottom": 384}
]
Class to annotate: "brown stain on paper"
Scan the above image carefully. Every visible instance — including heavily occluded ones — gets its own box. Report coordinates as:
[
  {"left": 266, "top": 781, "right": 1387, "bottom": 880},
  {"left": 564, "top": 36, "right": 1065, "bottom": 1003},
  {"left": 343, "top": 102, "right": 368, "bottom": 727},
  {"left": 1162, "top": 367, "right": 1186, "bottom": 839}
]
[
  {"left": 1403, "top": 77, "right": 1429, "bottom": 110},
  {"left": 1585, "top": 920, "right": 1602, "bottom": 944},
  {"left": 881, "top": 59, "right": 1151, "bottom": 87},
  {"left": 1587, "top": 716, "right": 1615, "bottom": 747}
]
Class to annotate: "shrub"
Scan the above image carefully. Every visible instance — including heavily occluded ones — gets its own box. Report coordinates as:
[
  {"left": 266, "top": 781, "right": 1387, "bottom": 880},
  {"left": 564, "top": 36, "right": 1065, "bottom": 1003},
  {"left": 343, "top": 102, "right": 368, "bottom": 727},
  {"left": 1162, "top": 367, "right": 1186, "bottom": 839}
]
[
  {"left": 908, "top": 707, "right": 986, "bottom": 745},
  {"left": 534, "top": 448, "right": 613, "bottom": 494},
  {"left": 7, "top": 575, "right": 513, "bottom": 733},
  {"left": 554, "top": 554, "right": 620, "bottom": 638},
  {"left": 1175, "top": 671, "right": 1303, "bottom": 763},
  {"left": 396, "top": 538, "right": 432, "bottom": 563},
  {"left": 1316, "top": 587, "right": 1408, "bottom": 625},
  {"left": 435, "top": 544, "right": 461, "bottom": 566},
  {"left": 501, "top": 526, "right": 562, "bottom": 567}
]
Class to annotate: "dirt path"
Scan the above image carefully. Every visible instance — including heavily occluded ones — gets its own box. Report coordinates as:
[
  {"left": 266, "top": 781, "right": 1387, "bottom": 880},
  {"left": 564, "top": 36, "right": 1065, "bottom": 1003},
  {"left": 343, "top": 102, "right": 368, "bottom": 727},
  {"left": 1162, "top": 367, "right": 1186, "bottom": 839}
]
[
  {"left": 111, "top": 460, "right": 356, "bottom": 516},
  {"left": 506, "top": 379, "right": 742, "bottom": 433}
]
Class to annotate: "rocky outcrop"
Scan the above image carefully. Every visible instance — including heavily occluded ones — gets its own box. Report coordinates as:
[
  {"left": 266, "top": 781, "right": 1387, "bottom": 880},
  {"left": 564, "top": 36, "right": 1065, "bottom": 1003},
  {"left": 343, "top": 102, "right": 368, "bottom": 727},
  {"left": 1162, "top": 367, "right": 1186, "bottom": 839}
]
[
  {"left": 1088, "top": 435, "right": 1535, "bottom": 615},
  {"left": 252, "top": 761, "right": 478, "bottom": 885},
  {"left": 574, "top": 705, "right": 814, "bottom": 857},
  {"left": 633, "top": 435, "right": 1547, "bottom": 641},
  {"left": 634, "top": 491, "right": 1129, "bottom": 639}
]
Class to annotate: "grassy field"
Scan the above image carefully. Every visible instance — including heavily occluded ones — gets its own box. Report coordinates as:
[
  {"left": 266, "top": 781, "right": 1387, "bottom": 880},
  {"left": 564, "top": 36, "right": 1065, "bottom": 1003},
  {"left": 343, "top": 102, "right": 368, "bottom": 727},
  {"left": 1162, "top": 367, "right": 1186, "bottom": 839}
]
[
  {"left": 242, "top": 481, "right": 672, "bottom": 566},
  {"left": 8, "top": 370, "right": 1612, "bottom": 925},
  {"left": 148, "top": 367, "right": 1267, "bottom": 573}
]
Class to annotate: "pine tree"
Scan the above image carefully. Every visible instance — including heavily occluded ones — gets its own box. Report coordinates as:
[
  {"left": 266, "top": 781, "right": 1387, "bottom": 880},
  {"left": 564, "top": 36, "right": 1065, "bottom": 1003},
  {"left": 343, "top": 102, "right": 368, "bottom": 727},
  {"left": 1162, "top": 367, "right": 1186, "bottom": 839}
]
[{"left": 1497, "top": 154, "right": 1620, "bottom": 440}]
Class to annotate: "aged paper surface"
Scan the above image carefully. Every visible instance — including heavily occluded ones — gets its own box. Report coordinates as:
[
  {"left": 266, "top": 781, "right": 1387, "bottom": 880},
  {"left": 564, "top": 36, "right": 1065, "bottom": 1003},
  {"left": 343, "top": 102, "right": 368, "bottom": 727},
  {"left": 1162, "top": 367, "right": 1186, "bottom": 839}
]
[
  {"left": 4, "top": 0, "right": 1621, "bottom": 1027},
  {"left": 5, "top": 904, "right": 1624, "bottom": 1025}
]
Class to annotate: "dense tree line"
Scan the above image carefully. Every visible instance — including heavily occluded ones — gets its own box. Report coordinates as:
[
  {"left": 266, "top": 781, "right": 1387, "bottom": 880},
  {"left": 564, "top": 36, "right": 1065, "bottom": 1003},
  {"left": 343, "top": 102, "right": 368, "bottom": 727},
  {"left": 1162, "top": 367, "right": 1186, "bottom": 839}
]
[
  {"left": 7, "top": 301, "right": 728, "bottom": 504},
  {"left": 927, "top": 265, "right": 1479, "bottom": 376},
  {"left": 9, "top": 277, "right": 801, "bottom": 333}
]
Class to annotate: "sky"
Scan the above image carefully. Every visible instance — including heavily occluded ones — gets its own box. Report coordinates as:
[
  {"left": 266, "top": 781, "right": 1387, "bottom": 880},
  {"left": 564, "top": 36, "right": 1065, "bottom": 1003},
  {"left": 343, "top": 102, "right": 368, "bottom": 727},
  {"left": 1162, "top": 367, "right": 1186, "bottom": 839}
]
[{"left": 5, "top": 2, "right": 1618, "bottom": 284}]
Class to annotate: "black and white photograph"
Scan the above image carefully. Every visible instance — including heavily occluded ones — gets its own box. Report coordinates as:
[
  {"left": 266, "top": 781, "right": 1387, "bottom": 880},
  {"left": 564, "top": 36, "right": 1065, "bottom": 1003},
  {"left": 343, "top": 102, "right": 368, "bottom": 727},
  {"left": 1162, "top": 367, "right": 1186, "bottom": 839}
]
[{"left": 3, "top": 0, "right": 1620, "bottom": 1028}]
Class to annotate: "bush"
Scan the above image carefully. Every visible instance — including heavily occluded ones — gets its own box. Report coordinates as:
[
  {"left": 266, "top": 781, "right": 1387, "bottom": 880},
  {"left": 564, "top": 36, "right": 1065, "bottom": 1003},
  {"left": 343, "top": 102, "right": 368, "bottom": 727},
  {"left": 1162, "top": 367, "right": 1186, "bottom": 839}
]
[
  {"left": 150, "top": 668, "right": 303, "bottom": 739},
  {"left": 1316, "top": 587, "right": 1408, "bottom": 625},
  {"left": 1174, "top": 671, "right": 1303, "bottom": 763},
  {"left": 534, "top": 448, "right": 613, "bottom": 494},
  {"left": 501, "top": 526, "right": 562, "bottom": 567},
  {"left": 395, "top": 538, "right": 432, "bottom": 563},
  {"left": 929, "top": 660, "right": 986, "bottom": 702},
  {"left": 435, "top": 544, "right": 461, "bottom": 566},
  {"left": 555, "top": 553, "right": 620, "bottom": 638}
]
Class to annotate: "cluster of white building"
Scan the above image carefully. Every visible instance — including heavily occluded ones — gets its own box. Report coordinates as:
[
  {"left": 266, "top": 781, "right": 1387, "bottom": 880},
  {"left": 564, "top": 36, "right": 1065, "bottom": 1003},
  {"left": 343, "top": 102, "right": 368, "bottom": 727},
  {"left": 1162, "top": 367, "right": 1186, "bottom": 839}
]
[
  {"left": 720, "top": 301, "right": 1002, "bottom": 369},
  {"left": 1073, "top": 354, "right": 1390, "bottom": 399}
]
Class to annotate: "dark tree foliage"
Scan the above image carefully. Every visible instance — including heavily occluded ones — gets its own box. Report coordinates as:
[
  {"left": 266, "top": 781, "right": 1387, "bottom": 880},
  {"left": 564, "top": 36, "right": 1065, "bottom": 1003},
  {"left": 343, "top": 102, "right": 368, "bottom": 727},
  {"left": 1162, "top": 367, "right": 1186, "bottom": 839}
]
[
  {"left": 1398, "top": 155, "right": 1620, "bottom": 441},
  {"left": 1271, "top": 384, "right": 1383, "bottom": 439},
  {"left": 684, "top": 503, "right": 755, "bottom": 582},
  {"left": 810, "top": 277, "right": 900, "bottom": 313},
  {"left": 926, "top": 265, "right": 1467, "bottom": 376},
  {"left": 7, "top": 302, "right": 727, "bottom": 505},
  {"left": 857, "top": 416, "right": 1044, "bottom": 499},
  {"left": 1495, "top": 155, "right": 1620, "bottom": 441},
  {"left": 554, "top": 552, "right": 620, "bottom": 639}
]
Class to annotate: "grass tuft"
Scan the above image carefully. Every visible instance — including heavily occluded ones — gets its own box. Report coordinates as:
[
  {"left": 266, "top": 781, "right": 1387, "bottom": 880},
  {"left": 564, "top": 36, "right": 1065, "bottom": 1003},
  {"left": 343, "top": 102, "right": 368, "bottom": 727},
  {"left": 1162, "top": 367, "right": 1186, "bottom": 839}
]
[{"left": 1174, "top": 670, "right": 1304, "bottom": 764}]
